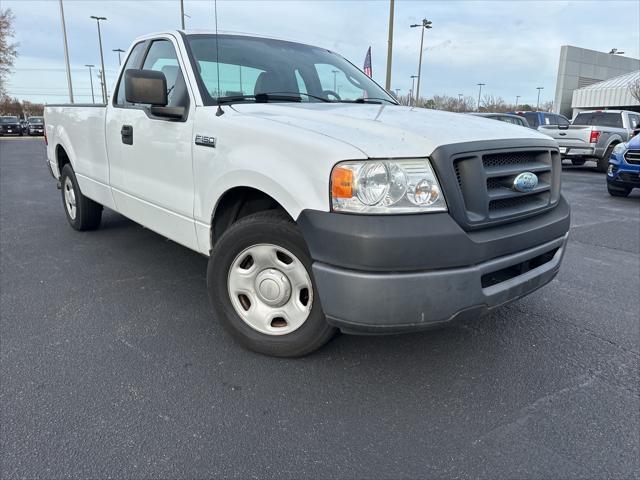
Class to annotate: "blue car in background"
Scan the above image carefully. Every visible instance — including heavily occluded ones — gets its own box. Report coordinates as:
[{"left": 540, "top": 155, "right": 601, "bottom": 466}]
[
  {"left": 511, "top": 111, "right": 571, "bottom": 130},
  {"left": 607, "top": 134, "right": 640, "bottom": 197}
]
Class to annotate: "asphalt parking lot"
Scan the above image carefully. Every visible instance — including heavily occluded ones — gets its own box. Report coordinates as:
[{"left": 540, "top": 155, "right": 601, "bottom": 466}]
[{"left": 1, "top": 137, "right": 638, "bottom": 479}]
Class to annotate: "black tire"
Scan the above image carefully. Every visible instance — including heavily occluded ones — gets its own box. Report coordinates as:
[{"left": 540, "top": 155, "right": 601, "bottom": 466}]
[
  {"left": 60, "top": 164, "right": 102, "bottom": 231},
  {"left": 207, "top": 210, "right": 336, "bottom": 357},
  {"left": 607, "top": 184, "right": 631, "bottom": 197},
  {"left": 597, "top": 145, "right": 615, "bottom": 172},
  {"left": 571, "top": 158, "right": 586, "bottom": 166}
]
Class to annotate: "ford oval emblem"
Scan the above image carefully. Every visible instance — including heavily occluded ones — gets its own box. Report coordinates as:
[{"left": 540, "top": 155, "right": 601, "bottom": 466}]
[{"left": 513, "top": 172, "right": 538, "bottom": 192}]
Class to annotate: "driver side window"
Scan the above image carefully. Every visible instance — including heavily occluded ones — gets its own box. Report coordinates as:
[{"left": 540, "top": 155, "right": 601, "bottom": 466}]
[{"left": 141, "top": 40, "right": 189, "bottom": 109}]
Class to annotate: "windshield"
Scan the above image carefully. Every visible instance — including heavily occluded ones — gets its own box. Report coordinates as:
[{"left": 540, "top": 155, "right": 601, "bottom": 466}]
[
  {"left": 573, "top": 112, "right": 623, "bottom": 128},
  {"left": 28, "top": 117, "right": 44, "bottom": 124},
  {"left": 1, "top": 117, "right": 18, "bottom": 124},
  {"left": 186, "top": 34, "right": 396, "bottom": 105}
]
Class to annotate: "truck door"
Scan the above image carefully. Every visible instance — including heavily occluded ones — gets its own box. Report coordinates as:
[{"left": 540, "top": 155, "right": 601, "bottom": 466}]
[{"left": 106, "top": 36, "right": 198, "bottom": 250}]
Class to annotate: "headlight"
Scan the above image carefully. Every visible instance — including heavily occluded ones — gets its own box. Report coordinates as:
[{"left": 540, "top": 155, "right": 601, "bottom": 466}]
[
  {"left": 613, "top": 143, "right": 627, "bottom": 154},
  {"left": 330, "top": 159, "right": 447, "bottom": 214}
]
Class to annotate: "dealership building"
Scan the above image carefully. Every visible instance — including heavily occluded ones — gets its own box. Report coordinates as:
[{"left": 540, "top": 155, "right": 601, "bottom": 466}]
[{"left": 553, "top": 46, "right": 640, "bottom": 119}]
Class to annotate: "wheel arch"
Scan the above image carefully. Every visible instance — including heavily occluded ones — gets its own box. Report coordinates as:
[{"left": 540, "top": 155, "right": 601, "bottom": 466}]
[
  {"left": 605, "top": 136, "right": 623, "bottom": 151},
  {"left": 210, "top": 186, "right": 293, "bottom": 249},
  {"left": 55, "top": 143, "right": 72, "bottom": 177}
]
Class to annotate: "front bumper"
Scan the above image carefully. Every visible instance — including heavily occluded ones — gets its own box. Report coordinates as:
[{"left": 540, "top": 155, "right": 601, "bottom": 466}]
[
  {"left": 298, "top": 200, "right": 570, "bottom": 334},
  {"left": 608, "top": 151, "right": 640, "bottom": 188},
  {"left": 0, "top": 128, "right": 21, "bottom": 136},
  {"left": 607, "top": 170, "right": 640, "bottom": 187},
  {"left": 314, "top": 234, "right": 567, "bottom": 333}
]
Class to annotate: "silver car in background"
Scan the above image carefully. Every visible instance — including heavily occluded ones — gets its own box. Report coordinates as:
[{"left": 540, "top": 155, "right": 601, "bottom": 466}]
[{"left": 539, "top": 110, "right": 640, "bottom": 171}]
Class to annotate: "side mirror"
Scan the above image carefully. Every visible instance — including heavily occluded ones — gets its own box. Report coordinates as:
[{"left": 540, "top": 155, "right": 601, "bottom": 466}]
[
  {"left": 124, "top": 69, "right": 186, "bottom": 119},
  {"left": 125, "top": 69, "right": 168, "bottom": 106}
]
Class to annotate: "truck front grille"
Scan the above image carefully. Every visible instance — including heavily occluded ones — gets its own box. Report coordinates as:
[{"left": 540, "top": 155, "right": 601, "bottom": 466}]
[
  {"left": 624, "top": 150, "right": 640, "bottom": 165},
  {"left": 438, "top": 147, "right": 561, "bottom": 230}
]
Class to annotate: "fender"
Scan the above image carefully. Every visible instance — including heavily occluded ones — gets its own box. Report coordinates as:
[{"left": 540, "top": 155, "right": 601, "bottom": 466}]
[{"left": 194, "top": 170, "right": 314, "bottom": 255}]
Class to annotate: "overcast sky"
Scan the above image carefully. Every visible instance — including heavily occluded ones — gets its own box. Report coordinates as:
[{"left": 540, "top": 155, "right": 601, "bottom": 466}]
[{"left": 4, "top": 0, "right": 640, "bottom": 105}]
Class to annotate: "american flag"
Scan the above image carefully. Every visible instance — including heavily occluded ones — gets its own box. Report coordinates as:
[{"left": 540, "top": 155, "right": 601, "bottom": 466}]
[{"left": 363, "top": 47, "right": 372, "bottom": 78}]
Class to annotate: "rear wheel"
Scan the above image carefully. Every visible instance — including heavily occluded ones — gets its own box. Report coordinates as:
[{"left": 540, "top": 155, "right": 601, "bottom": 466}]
[
  {"left": 60, "top": 164, "right": 103, "bottom": 230},
  {"left": 607, "top": 184, "right": 631, "bottom": 197},
  {"left": 597, "top": 145, "right": 615, "bottom": 172},
  {"left": 207, "top": 210, "right": 335, "bottom": 357}
]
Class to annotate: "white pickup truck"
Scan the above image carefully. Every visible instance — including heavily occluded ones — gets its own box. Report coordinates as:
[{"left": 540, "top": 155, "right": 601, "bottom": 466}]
[{"left": 45, "top": 31, "right": 570, "bottom": 356}]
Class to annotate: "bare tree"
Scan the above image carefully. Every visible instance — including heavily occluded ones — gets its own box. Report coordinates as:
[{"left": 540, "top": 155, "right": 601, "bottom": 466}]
[
  {"left": 539, "top": 100, "right": 554, "bottom": 112},
  {"left": 481, "top": 94, "right": 508, "bottom": 112},
  {"left": 458, "top": 95, "right": 476, "bottom": 113},
  {"left": 629, "top": 78, "right": 640, "bottom": 104},
  {"left": 0, "top": 96, "right": 44, "bottom": 117},
  {"left": 0, "top": 8, "right": 18, "bottom": 98},
  {"left": 401, "top": 93, "right": 477, "bottom": 112}
]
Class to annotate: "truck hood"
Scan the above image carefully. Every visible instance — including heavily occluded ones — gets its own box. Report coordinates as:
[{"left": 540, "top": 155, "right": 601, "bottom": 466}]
[{"left": 231, "top": 103, "right": 555, "bottom": 157}]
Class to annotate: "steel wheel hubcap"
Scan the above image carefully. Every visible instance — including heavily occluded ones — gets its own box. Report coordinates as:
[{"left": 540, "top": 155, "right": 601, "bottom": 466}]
[
  {"left": 227, "top": 244, "right": 313, "bottom": 335},
  {"left": 64, "top": 177, "right": 76, "bottom": 220}
]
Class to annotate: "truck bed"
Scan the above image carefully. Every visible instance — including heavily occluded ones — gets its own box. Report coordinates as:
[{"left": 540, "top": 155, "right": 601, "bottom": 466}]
[{"left": 44, "top": 104, "right": 114, "bottom": 209}]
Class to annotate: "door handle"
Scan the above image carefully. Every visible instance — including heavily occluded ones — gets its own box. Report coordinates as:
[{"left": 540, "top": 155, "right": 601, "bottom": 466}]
[{"left": 121, "top": 125, "right": 133, "bottom": 145}]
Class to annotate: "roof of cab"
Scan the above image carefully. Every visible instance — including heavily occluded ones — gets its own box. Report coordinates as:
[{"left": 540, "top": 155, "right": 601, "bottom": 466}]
[{"left": 132, "top": 30, "right": 326, "bottom": 51}]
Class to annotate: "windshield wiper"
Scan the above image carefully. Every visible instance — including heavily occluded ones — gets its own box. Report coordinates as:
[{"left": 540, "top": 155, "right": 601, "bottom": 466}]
[
  {"left": 217, "top": 92, "right": 330, "bottom": 105},
  {"left": 267, "top": 92, "right": 331, "bottom": 103},
  {"left": 342, "top": 97, "right": 397, "bottom": 105}
]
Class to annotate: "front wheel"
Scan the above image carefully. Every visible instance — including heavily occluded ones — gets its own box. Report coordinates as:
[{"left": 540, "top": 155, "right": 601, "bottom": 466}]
[
  {"left": 60, "top": 164, "right": 103, "bottom": 230},
  {"left": 207, "top": 210, "right": 336, "bottom": 357}
]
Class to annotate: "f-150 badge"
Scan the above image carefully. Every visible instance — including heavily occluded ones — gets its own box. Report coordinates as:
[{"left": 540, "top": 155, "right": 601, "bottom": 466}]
[{"left": 195, "top": 135, "right": 216, "bottom": 147}]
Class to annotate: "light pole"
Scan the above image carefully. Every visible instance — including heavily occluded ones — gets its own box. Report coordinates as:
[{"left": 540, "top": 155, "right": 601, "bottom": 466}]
[
  {"left": 332, "top": 70, "right": 339, "bottom": 92},
  {"left": 410, "top": 18, "right": 432, "bottom": 104},
  {"left": 113, "top": 48, "right": 125, "bottom": 65},
  {"left": 477, "top": 83, "right": 485, "bottom": 111},
  {"left": 180, "top": 0, "right": 185, "bottom": 29},
  {"left": 90, "top": 16, "right": 108, "bottom": 103},
  {"left": 515, "top": 95, "right": 521, "bottom": 110},
  {"left": 410, "top": 75, "right": 418, "bottom": 106},
  {"left": 385, "top": 0, "right": 394, "bottom": 91},
  {"left": 536, "top": 87, "right": 544, "bottom": 111},
  {"left": 85, "top": 64, "right": 96, "bottom": 103},
  {"left": 58, "top": 0, "right": 74, "bottom": 103},
  {"left": 394, "top": 88, "right": 401, "bottom": 98}
]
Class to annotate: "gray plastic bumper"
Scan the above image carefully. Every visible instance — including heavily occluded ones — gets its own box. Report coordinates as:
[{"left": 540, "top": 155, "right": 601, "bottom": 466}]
[{"left": 313, "top": 233, "right": 568, "bottom": 334}]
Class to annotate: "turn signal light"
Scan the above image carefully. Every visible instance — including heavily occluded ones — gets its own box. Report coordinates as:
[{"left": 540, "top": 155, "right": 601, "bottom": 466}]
[{"left": 331, "top": 166, "right": 354, "bottom": 198}]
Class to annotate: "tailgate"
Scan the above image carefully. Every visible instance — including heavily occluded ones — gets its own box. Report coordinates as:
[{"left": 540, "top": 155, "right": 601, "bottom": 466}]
[{"left": 539, "top": 125, "right": 592, "bottom": 148}]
